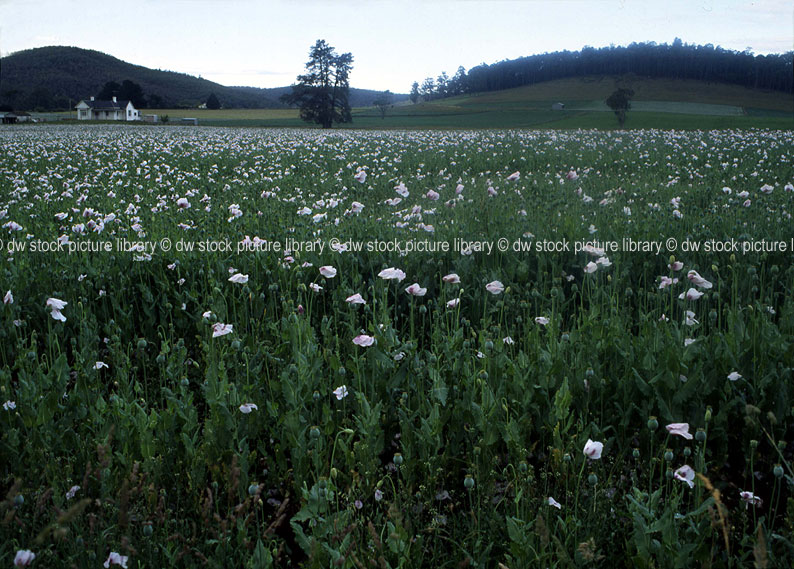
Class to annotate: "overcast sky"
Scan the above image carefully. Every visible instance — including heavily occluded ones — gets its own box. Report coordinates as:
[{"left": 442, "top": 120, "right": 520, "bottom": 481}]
[{"left": 1, "top": 0, "right": 792, "bottom": 93}]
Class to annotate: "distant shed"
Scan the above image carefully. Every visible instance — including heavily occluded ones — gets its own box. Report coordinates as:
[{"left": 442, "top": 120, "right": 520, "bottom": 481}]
[
  {"left": 181, "top": 117, "right": 199, "bottom": 125},
  {"left": 551, "top": 102, "right": 565, "bottom": 110},
  {"left": 1, "top": 112, "right": 18, "bottom": 124}
]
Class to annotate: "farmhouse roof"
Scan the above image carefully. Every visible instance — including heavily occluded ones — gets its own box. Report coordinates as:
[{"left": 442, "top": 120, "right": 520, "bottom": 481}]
[{"left": 83, "top": 99, "right": 133, "bottom": 110}]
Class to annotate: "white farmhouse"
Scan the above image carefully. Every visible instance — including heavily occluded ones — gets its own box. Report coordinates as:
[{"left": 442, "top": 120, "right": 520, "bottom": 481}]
[{"left": 75, "top": 96, "right": 140, "bottom": 121}]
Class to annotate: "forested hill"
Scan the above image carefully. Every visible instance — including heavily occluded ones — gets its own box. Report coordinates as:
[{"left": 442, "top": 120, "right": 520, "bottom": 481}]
[
  {"left": 0, "top": 46, "right": 407, "bottom": 111},
  {"left": 412, "top": 41, "right": 793, "bottom": 100}
]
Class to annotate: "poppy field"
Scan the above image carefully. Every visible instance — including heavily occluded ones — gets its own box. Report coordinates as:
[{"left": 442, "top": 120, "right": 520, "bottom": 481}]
[{"left": 1, "top": 124, "right": 794, "bottom": 568}]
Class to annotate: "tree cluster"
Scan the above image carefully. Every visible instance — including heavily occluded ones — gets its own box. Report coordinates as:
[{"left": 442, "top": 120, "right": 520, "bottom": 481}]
[
  {"left": 410, "top": 40, "right": 793, "bottom": 102},
  {"left": 410, "top": 67, "right": 468, "bottom": 103},
  {"left": 281, "top": 40, "right": 353, "bottom": 129},
  {"left": 96, "top": 80, "right": 146, "bottom": 108}
]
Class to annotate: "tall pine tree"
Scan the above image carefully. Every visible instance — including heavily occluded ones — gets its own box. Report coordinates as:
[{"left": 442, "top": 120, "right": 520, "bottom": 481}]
[{"left": 281, "top": 40, "right": 354, "bottom": 128}]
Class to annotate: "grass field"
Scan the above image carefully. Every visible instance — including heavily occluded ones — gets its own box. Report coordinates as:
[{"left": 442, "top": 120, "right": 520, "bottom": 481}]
[
  {"left": 34, "top": 75, "right": 792, "bottom": 130},
  {"left": 1, "top": 125, "right": 793, "bottom": 568}
]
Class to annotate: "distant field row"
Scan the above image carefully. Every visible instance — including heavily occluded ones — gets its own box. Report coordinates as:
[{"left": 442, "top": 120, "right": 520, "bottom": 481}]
[{"left": 25, "top": 104, "right": 793, "bottom": 130}]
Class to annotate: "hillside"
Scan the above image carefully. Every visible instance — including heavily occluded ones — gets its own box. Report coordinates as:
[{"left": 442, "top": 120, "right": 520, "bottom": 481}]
[
  {"left": 446, "top": 75, "right": 794, "bottom": 112},
  {"left": 342, "top": 75, "right": 794, "bottom": 130},
  {"left": 0, "top": 46, "right": 407, "bottom": 111}
]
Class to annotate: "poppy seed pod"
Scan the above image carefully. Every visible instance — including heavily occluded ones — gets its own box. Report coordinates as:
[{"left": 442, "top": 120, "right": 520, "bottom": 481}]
[{"left": 464, "top": 474, "right": 475, "bottom": 489}]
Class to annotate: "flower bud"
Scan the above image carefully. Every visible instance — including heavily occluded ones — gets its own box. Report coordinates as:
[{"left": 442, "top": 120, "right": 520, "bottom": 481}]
[
  {"left": 695, "top": 428, "right": 707, "bottom": 442},
  {"left": 393, "top": 453, "right": 403, "bottom": 466},
  {"left": 683, "top": 447, "right": 691, "bottom": 458},
  {"left": 588, "top": 473, "right": 598, "bottom": 486},
  {"left": 632, "top": 449, "right": 640, "bottom": 459},
  {"left": 464, "top": 474, "right": 475, "bottom": 490},
  {"left": 773, "top": 464, "right": 784, "bottom": 478},
  {"left": 647, "top": 416, "right": 659, "bottom": 431},
  {"left": 664, "top": 449, "right": 674, "bottom": 462},
  {"left": 309, "top": 426, "right": 321, "bottom": 439}
]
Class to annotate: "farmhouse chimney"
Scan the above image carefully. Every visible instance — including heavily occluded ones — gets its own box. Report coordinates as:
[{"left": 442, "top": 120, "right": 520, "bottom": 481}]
[{"left": 112, "top": 96, "right": 117, "bottom": 103}]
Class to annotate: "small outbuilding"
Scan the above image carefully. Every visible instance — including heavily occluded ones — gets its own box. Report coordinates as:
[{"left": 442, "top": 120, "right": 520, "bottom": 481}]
[
  {"left": 551, "top": 102, "right": 565, "bottom": 110},
  {"left": 1, "top": 112, "right": 18, "bottom": 124}
]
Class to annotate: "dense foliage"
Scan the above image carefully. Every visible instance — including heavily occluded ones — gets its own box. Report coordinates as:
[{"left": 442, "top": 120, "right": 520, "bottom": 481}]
[
  {"left": 281, "top": 40, "right": 354, "bottom": 129},
  {"left": 1, "top": 125, "right": 793, "bottom": 568},
  {"left": 413, "top": 40, "right": 794, "bottom": 101}
]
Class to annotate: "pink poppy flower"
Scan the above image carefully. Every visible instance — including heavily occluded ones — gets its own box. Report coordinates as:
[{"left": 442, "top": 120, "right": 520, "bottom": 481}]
[
  {"left": 228, "top": 273, "right": 249, "bottom": 284},
  {"left": 239, "top": 403, "right": 258, "bottom": 414},
  {"left": 104, "top": 552, "right": 129, "bottom": 568},
  {"left": 485, "top": 280, "right": 504, "bottom": 294},
  {"left": 442, "top": 273, "right": 460, "bottom": 284},
  {"left": 679, "top": 288, "right": 704, "bottom": 301},
  {"left": 352, "top": 334, "right": 375, "bottom": 347},
  {"left": 666, "top": 423, "right": 693, "bottom": 440},
  {"left": 46, "top": 297, "right": 67, "bottom": 322},
  {"left": 506, "top": 171, "right": 520, "bottom": 182},
  {"left": 3, "top": 290, "right": 12, "bottom": 304},
  {"left": 14, "top": 550, "right": 36, "bottom": 567},
  {"left": 378, "top": 267, "right": 406, "bottom": 282},
  {"left": 687, "top": 270, "right": 712, "bottom": 289},
  {"left": 211, "top": 323, "right": 233, "bottom": 337},
  {"left": 534, "top": 317, "right": 549, "bottom": 326},
  {"left": 333, "top": 385, "right": 349, "bottom": 400},
  {"left": 345, "top": 293, "right": 366, "bottom": 305},
  {"left": 547, "top": 496, "right": 562, "bottom": 509},
  {"left": 740, "top": 491, "right": 762, "bottom": 506},
  {"left": 668, "top": 261, "right": 684, "bottom": 271},
  {"left": 405, "top": 283, "right": 427, "bottom": 296},
  {"left": 319, "top": 266, "right": 337, "bottom": 278},
  {"left": 583, "top": 439, "right": 603, "bottom": 459},
  {"left": 354, "top": 170, "right": 367, "bottom": 184},
  {"left": 674, "top": 465, "right": 695, "bottom": 488}
]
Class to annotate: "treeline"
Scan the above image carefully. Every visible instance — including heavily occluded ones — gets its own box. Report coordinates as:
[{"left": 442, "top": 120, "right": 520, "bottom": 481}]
[{"left": 411, "top": 40, "right": 794, "bottom": 101}]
